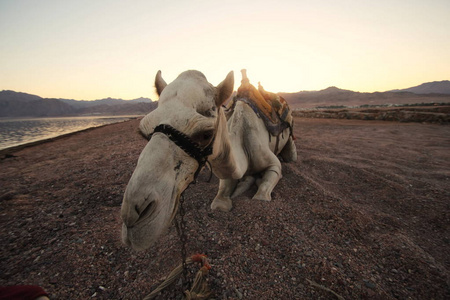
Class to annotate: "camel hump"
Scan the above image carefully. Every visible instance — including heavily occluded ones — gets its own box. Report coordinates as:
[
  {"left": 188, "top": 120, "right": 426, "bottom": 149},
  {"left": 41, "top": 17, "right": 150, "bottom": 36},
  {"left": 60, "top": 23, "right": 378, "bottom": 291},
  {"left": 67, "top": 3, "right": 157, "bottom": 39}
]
[{"left": 235, "top": 70, "right": 293, "bottom": 129}]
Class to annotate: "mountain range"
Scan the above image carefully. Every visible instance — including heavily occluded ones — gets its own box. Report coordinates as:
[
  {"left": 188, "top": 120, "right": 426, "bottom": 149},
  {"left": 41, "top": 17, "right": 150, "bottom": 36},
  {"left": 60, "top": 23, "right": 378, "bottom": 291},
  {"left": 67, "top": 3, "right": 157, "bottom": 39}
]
[
  {"left": 1, "top": 80, "right": 449, "bottom": 117},
  {"left": 390, "top": 80, "right": 450, "bottom": 94},
  {"left": 0, "top": 91, "right": 156, "bottom": 117},
  {"left": 280, "top": 80, "right": 450, "bottom": 109}
]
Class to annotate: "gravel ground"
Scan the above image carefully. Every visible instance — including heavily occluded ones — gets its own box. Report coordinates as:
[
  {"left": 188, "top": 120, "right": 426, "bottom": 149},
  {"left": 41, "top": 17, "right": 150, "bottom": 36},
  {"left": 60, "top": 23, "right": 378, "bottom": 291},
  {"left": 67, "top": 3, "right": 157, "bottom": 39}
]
[{"left": 1, "top": 117, "right": 449, "bottom": 299}]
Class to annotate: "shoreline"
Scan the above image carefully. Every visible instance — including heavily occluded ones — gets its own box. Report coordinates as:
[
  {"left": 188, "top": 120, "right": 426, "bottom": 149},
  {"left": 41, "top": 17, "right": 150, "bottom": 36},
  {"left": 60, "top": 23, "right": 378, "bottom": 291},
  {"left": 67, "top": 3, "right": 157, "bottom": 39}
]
[{"left": 0, "top": 117, "right": 141, "bottom": 157}]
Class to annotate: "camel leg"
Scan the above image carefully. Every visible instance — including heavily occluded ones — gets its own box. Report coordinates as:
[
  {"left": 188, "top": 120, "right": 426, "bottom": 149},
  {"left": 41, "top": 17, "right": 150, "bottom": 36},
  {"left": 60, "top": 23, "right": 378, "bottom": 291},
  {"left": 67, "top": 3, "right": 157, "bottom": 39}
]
[
  {"left": 231, "top": 176, "right": 256, "bottom": 198},
  {"left": 280, "top": 136, "right": 297, "bottom": 162},
  {"left": 253, "top": 157, "right": 282, "bottom": 201},
  {"left": 211, "top": 179, "right": 238, "bottom": 212}
]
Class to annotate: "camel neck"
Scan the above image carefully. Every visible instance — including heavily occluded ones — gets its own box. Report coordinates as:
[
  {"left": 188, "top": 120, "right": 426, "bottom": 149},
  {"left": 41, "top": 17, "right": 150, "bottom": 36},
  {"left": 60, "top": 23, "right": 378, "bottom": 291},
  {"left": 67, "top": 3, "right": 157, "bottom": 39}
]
[{"left": 209, "top": 108, "right": 241, "bottom": 179}]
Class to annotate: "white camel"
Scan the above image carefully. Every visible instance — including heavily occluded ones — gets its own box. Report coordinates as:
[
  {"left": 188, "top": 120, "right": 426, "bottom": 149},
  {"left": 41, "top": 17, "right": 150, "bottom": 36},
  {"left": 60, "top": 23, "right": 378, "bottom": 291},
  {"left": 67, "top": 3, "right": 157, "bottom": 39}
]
[{"left": 121, "top": 70, "right": 297, "bottom": 250}]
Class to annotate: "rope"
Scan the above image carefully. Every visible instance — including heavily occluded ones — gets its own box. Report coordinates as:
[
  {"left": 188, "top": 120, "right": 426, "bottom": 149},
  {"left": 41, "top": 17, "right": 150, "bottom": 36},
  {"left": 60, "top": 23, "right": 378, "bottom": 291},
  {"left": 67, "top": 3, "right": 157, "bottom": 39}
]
[
  {"left": 143, "top": 254, "right": 211, "bottom": 300},
  {"left": 184, "top": 254, "right": 212, "bottom": 300},
  {"left": 307, "top": 279, "right": 345, "bottom": 300},
  {"left": 205, "top": 161, "right": 213, "bottom": 183}
]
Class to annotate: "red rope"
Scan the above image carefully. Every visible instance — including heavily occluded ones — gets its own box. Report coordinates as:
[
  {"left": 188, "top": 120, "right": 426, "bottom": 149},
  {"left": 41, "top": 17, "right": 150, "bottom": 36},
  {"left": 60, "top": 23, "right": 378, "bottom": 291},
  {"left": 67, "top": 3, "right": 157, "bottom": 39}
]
[{"left": 190, "top": 254, "right": 211, "bottom": 270}]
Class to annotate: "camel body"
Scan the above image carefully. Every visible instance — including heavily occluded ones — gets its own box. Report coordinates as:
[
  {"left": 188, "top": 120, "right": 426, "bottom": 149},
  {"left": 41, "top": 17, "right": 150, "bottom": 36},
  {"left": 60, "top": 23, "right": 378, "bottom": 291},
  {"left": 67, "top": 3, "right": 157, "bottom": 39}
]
[{"left": 121, "top": 70, "right": 297, "bottom": 250}]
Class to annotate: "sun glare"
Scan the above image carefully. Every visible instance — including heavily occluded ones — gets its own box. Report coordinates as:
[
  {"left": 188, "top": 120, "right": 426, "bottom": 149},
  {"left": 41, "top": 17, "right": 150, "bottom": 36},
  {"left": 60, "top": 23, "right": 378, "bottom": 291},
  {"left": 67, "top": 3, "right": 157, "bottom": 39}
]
[{"left": 0, "top": 0, "right": 449, "bottom": 100}]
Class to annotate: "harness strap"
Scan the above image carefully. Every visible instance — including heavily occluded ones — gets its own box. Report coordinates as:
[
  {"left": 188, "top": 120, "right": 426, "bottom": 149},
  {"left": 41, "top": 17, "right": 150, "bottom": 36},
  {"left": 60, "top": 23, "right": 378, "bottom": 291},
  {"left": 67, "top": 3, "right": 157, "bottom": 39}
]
[
  {"left": 235, "top": 97, "right": 292, "bottom": 138},
  {"left": 150, "top": 124, "right": 213, "bottom": 180}
]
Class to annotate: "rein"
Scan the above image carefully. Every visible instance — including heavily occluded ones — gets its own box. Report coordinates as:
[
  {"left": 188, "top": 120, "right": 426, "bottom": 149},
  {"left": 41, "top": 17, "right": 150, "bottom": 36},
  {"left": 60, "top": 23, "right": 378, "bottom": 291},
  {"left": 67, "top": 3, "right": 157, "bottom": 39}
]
[{"left": 144, "top": 123, "right": 215, "bottom": 298}]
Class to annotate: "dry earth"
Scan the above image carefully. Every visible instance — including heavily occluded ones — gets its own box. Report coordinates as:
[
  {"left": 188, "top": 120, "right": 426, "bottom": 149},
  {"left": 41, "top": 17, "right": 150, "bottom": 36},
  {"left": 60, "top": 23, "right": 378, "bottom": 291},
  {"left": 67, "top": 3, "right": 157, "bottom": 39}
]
[
  {"left": 1, "top": 117, "right": 449, "bottom": 299},
  {"left": 293, "top": 106, "right": 450, "bottom": 124}
]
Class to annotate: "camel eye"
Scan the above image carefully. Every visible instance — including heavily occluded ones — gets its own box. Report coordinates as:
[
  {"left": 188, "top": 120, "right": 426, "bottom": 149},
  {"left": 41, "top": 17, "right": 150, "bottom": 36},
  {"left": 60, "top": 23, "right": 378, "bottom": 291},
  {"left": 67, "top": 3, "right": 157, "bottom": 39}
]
[
  {"left": 198, "top": 107, "right": 216, "bottom": 118},
  {"left": 203, "top": 131, "right": 213, "bottom": 140},
  {"left": 192, "top": 129, "right": 214, "bottom": 145}
]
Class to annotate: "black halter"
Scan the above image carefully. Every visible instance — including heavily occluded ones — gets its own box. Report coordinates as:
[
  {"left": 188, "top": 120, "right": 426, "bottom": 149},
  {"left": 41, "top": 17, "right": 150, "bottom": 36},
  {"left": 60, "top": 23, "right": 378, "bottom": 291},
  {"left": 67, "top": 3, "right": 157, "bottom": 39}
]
[{"left": 149, "top": 124, "right": 214, "bottom": 179}]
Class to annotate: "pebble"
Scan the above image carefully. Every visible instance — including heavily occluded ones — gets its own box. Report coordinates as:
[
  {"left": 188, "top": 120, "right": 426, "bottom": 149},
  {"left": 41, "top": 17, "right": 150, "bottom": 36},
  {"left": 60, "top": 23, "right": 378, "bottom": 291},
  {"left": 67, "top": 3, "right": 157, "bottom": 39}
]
[
  {"left": 234, "top": 288, "right": 243, "bottom": 299},
  {"left": 364, "top": 280, "right": 376, "bottom": 289}
]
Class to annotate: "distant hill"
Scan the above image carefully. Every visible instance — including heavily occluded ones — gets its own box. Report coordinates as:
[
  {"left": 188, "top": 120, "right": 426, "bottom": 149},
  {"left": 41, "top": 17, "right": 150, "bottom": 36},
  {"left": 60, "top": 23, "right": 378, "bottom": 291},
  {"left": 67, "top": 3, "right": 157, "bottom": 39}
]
[
  {"left": 0, "top": 90, "right": 43, "bottom": 102},
  {"left": 0, "top": 90, "right": 156, "bottom": 117},
  {"left": 390, "top": 80, "right": 450, "bottom": 94},
  {"left": 280, "top": 84, "right": 450, "bottom": 110},
  {"left": 59, "top": 97, "right": 152, "bottom": 109},
  {"left": 77, "top": 102, "right": 157, "bottom": 115},
  {"left": 0, "top": 91, "right": 77, "bottom": 117}
]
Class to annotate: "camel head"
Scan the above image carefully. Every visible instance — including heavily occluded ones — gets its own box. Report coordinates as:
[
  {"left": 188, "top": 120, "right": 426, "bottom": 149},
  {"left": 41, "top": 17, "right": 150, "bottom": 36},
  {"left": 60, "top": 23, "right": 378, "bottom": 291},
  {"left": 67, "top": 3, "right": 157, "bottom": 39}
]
[{"left": 121, "top": 70, "right": 234, "bottom": 251}]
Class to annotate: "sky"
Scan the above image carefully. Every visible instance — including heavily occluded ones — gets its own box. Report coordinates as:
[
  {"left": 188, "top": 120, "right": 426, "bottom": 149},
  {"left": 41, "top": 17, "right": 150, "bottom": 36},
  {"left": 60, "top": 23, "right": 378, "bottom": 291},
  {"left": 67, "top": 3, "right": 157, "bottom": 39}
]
[{"left": 0, "top": 0, "right": 449, "bottom": 101}]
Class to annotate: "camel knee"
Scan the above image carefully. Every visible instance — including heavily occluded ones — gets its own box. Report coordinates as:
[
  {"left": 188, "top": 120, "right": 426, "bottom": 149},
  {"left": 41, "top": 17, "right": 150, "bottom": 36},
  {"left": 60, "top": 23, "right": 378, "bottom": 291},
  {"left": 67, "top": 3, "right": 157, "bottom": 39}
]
[
  {"left": 232, "top": 176, "right": 256, "bottom": 198},
  {"left": 267, "top": 164, "right": 281, "bottom": 176},
  {"left": 253, "top": 169, "right": 281, "bottom": 201}
]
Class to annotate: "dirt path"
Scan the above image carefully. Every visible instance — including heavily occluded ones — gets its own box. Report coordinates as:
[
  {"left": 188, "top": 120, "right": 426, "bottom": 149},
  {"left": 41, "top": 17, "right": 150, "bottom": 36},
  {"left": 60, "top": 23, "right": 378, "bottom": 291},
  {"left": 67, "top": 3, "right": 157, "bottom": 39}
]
[{"left": 1, "top": 118, "right": 449, "bottom": 299}]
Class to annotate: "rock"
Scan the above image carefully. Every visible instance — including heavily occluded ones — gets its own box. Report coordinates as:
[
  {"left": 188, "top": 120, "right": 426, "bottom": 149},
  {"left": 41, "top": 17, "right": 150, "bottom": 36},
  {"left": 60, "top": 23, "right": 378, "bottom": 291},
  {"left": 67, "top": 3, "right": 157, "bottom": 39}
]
[
  {"left": 364, "top": 280, "right": 376, "bottom": 289},
  {"left": 235, "top": 288, "right": 243, "bottom": 299},
  {"left": 0, "top": 191, "right": 15, "bottom": 201}
]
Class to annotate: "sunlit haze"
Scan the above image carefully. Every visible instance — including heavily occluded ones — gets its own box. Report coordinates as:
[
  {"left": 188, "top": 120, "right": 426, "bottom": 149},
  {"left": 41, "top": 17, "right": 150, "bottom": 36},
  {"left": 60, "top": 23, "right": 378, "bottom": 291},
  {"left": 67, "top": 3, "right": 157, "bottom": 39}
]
[{"left": 1, "top": 0, "right": 449, "bottom": 101}]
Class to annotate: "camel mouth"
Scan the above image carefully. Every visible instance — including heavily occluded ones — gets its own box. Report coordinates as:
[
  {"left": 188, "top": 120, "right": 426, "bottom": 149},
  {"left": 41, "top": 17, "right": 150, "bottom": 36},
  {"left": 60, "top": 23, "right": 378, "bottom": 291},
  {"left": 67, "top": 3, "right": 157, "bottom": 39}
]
[
  {"left": 122, "top": 213, "right": 161, "bottom": 251},
  {"left": 121, "top": 190, "right": 181, "bottom": 251},
  {"left": 122, "top": 224, "right": 151, "bottom": 251}
]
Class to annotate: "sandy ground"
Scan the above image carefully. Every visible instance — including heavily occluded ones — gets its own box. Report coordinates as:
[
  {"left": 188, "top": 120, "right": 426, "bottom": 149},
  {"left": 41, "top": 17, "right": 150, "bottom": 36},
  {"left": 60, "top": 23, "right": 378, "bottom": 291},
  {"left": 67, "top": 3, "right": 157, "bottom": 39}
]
[{"left": 0, "top": 117, "right": 449, "bottom": 299}]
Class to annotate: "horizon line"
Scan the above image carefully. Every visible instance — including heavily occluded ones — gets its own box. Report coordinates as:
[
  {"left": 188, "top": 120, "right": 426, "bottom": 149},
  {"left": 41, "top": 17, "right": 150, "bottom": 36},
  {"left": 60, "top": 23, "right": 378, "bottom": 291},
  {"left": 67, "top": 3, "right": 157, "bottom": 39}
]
[{"left": 2, "top": 79, "right": 450, "bottom": 101}]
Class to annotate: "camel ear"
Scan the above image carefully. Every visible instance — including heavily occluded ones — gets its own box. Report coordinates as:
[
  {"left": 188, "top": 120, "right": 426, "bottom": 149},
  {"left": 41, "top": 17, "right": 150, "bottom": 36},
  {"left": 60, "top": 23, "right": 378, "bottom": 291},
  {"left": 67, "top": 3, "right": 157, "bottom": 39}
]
[
  {"left": 215, "top": 71, "right": 234, "bottom": 107},
  {"left": 155, "top": 70, "right": 167, "bottom": 96}
]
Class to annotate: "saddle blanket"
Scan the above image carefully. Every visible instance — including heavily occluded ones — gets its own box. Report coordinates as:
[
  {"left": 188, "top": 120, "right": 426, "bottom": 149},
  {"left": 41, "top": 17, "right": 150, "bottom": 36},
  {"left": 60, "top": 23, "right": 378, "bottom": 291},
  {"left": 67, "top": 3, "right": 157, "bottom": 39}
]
[{"left": 228, "top": 75, "right": 293, "bottom": 137}]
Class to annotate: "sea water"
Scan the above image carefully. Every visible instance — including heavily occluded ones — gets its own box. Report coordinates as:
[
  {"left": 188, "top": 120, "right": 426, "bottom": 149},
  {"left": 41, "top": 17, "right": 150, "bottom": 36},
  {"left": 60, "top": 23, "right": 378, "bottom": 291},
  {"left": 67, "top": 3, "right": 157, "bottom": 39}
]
[{"left": 0, "top": 116, "right": 138, "bottom": 150}]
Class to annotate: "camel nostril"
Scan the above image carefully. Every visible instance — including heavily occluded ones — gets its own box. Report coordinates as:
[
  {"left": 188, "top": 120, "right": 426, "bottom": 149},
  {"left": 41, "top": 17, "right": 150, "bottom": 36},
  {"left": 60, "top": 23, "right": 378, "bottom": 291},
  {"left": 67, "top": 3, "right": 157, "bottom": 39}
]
[
  {"left": 136, "top": 200, "right": 156, "bottom": 220},
  {"left": 122, "top": 194, "right": 158, "bottom": 228}
]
